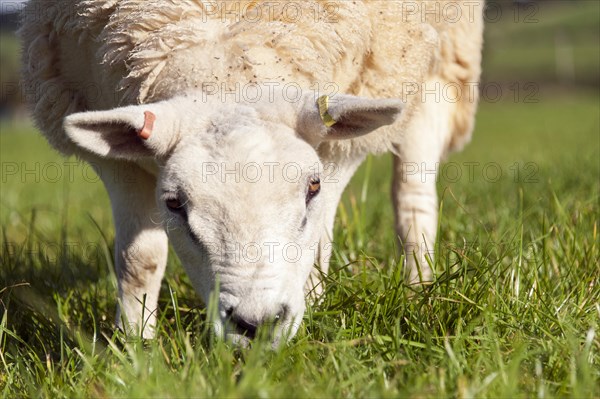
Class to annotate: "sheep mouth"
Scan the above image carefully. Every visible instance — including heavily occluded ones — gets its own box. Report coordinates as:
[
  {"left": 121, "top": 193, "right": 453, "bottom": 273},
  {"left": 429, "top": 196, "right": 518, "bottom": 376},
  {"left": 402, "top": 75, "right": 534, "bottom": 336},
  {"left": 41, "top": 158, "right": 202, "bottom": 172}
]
[
  {"left": 225, "top": 318, "right": 287, "bottom": 345},
  {"left": 211, "top": 314, "right": 296, "bottom": 348}
]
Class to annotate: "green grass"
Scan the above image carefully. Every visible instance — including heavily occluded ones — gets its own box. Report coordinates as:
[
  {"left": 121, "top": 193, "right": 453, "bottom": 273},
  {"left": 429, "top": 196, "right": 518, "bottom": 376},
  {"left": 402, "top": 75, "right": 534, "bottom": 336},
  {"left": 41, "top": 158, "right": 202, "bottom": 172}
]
[{"left": 1, "top": 90, "right": 598, "bottom": 397}]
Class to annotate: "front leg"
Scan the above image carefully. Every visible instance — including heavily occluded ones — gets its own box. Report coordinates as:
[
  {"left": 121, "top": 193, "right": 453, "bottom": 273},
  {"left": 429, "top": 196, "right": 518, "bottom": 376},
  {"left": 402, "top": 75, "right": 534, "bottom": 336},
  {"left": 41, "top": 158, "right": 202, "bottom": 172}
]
[
  {"left": 392, "top": 154, "right": 438, "bottom": 283},
  {"left": 392, "top": 81, "right": 454, "bottom": 284},
  {"left": 92, "top": 158, "right": 168, "bottom": 338}
]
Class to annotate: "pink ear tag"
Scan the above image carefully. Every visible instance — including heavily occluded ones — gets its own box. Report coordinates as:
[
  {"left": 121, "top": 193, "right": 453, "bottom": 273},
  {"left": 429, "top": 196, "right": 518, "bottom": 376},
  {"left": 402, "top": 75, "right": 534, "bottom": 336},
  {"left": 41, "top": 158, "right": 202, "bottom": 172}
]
[{"left": 138, "top": 111, "right": 156, "bottom": 140}]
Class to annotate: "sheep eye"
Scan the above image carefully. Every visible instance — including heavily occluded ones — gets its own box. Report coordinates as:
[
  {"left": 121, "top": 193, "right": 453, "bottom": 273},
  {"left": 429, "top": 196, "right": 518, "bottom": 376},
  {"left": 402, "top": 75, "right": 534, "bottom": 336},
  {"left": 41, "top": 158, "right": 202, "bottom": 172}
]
[
  {"left": 166, "top": 197, "right": 184, "bottom": 212},
  {"left": 306, "top": 176, "right": 321, "bottom": 204}
]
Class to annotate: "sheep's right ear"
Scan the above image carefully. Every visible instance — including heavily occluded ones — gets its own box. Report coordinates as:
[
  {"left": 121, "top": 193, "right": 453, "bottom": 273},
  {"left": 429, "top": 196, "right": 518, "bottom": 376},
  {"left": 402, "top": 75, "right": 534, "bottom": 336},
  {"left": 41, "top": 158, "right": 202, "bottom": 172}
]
[{"left": 63, "top": 102, "right": 181, "bottom": 160}]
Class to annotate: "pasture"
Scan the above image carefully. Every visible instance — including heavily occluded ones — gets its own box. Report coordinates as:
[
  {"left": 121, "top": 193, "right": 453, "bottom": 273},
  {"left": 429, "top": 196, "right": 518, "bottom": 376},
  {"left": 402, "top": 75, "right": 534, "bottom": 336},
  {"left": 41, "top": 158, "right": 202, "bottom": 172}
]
[{"left": 1, "top": 1, "right": 599, "bottom": 397}]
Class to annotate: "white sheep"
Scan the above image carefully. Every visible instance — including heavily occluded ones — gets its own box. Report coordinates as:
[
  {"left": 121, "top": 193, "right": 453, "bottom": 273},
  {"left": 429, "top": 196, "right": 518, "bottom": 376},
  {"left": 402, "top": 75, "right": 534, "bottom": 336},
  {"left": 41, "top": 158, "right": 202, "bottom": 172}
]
[{"left": 20, "top": 0, "right": 484, "bottom": 345}]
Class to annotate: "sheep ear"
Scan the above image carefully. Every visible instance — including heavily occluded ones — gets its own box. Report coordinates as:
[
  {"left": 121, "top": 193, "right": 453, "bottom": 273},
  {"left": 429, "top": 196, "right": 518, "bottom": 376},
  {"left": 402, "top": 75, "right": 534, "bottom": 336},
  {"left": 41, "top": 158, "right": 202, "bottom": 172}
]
[
  {"left": 296, "top": 94, "right": 404, "bottom": 147},
  {"left": 63, "top": 102, "right": 180, "bottom": 160}
]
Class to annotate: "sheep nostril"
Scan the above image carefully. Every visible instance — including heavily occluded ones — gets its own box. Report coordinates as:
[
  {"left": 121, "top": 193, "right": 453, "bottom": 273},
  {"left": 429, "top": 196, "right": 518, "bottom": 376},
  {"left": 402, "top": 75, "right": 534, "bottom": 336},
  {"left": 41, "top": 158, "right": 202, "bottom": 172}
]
[
  {"left": 227, "top": 306, "right": 289, "bottom": 339},
  {"left": 274, "top": 311, "right": 284, "bottom": 323},
  {"left": 231, "top": 315, "right": 258, "bottom": 339},
  {"left": 275, "top": 304, "right": 289, "bottom": 323}
]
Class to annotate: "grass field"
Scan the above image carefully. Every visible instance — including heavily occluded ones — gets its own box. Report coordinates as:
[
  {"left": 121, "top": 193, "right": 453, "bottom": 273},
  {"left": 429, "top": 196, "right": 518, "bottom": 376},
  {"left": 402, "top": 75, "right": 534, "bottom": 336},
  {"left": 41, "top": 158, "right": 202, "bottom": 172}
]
[
  {"left": 2, "top": 92, "right": 598, "bottom": 398},
  {"left": 1, "top": 2, "right": 599, "bottom": 398}
]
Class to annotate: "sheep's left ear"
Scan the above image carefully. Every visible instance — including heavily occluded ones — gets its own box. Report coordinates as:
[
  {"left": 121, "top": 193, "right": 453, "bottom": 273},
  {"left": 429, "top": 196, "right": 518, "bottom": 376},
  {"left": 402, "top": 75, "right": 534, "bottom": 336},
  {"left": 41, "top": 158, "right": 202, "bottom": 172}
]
[
  {"left": 63, "top": 101, "right": 181, "bottom": 160},
  {"left": 295, "top": 94, "right": 404, "bottom": 147}
]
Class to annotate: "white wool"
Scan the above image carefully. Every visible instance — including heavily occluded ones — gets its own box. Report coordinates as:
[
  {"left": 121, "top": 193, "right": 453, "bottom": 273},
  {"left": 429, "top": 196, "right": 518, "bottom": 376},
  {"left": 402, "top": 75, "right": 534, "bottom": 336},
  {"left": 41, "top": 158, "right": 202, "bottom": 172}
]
[{"left": 20, "top": 0, "right": 483, "bottom": 157}]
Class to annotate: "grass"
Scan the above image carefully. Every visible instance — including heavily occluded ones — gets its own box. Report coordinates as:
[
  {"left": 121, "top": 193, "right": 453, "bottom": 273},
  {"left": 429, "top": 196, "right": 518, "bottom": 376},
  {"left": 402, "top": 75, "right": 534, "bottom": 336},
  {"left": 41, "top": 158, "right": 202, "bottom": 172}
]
[
  {"left": 1, "top": 91, "right": 598, "bottom": 398},
  {"left": 1, "top": 1, "right": 600, "bottom": 397}
]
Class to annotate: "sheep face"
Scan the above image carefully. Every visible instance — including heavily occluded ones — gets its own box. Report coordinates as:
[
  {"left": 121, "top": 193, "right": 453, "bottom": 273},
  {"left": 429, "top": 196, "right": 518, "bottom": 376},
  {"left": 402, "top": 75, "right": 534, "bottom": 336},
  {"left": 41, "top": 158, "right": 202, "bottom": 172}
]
[
  {"left": 159, "top": 112, "right": 324, "bottom": 346},
  {"left": 64, "top": 91, "right": 403, "bottom": 345}
]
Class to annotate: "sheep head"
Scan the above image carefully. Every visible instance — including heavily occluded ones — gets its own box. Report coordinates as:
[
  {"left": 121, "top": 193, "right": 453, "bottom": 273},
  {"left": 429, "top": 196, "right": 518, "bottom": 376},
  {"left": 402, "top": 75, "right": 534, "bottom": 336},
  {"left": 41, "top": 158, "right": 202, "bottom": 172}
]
[{"left": 63, "top": 89, "right": 403, "bottom": 346}]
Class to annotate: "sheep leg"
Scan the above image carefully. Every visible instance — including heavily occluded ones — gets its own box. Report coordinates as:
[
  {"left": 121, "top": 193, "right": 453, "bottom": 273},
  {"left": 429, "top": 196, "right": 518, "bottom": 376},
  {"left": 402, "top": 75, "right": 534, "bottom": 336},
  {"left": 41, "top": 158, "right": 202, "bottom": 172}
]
[
  {"left": 91, "top": 158, "right": 168, "bottom": 338},
  {"left": 392, "top": 84, "right": 453, "bottom": 284}
]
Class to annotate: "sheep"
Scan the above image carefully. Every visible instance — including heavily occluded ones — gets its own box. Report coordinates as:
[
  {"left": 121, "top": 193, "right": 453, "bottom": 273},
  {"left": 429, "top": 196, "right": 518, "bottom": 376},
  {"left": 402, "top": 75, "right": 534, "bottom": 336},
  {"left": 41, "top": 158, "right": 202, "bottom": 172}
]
[{"left": 20, "top": 0, "right": 484, "bottom": 345}]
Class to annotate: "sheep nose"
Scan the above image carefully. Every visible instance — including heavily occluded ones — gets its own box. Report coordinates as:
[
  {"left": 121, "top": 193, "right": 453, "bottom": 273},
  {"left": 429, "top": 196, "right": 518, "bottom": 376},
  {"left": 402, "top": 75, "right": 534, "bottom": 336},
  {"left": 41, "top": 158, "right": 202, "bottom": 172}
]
[
  {"left": 231, "top": 314, "right": 258, "bottom": 339},
  {"left": 227, "top": 305, "right": 287, "bottom": 339}
]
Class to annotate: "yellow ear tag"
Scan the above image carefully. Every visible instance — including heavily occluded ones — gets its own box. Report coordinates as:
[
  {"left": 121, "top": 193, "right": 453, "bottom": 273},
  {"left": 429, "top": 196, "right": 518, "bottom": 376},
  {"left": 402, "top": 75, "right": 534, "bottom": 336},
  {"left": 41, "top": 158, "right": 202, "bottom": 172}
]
[{"left": 317, "top": 95, "right": 337, "bottom": 127}]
